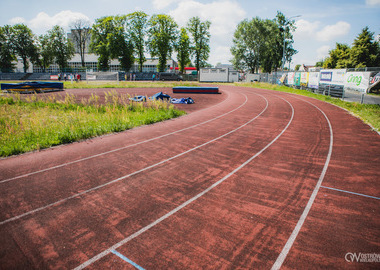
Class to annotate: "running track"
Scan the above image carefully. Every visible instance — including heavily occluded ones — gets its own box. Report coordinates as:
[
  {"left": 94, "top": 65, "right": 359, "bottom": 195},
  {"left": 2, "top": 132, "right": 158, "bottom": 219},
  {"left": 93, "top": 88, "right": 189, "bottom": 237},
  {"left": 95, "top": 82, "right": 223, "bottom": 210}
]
[{"left": 0, "top": 85, "right": 379, "bottom": 269}]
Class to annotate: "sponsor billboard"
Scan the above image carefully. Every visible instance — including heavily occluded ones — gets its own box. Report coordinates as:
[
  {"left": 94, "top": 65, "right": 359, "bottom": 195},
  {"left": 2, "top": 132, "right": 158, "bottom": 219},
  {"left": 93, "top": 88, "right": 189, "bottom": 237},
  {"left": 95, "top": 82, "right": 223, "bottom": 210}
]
[
  {"left": 344, "top": 72, "right": 371, "bottom": 93},
  {"left": 308, "top": 72, "right": 320, "bottom": 89},
  {"left": 300, "top": 72, "right": 309, "bottom": 87},
  {"left": 320, "top": 69, "right": 346, "bottom": 86},
  {"left": 294, "top": 72, "right": 301, "bottom": 86},
  {"left": 287, "top": 72, "right": 295, "bottom": 85}
]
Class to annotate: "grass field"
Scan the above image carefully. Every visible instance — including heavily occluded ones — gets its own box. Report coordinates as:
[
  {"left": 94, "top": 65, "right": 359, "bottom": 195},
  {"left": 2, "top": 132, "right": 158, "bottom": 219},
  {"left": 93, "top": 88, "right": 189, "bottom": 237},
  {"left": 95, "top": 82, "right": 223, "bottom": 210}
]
[
  {"left": 236, "top": 82, "right": 380, "bottom": 133},
  {"left": 1, "top": 80, "right": 378, "bottom": 157},
  {"left": 0, "top": 91, "right": 185, "bottom": 157},
  {"left": 62, "top": 81, "right": 200, "bottom": 89}
]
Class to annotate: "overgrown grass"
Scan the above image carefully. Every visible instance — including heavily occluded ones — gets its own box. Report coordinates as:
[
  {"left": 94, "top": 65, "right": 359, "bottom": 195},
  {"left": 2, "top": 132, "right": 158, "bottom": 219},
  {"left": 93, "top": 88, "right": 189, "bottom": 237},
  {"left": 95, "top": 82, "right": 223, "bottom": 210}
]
[
  {"left": 0, "top": 91, "right": 186, "bottom": 157},
  {"left": 235, "top": 82, "right": 380, "bottom": 133},
  {"left": 63, "top": 81, "right": 200, "bottom": 89}
]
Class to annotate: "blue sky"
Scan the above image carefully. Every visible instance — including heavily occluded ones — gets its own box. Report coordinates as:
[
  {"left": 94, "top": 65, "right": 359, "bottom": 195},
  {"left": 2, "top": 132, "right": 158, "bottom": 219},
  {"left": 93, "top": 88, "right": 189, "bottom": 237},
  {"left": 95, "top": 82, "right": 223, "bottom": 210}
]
[{"left": 1, "top": 0, "right": 379, "bottom": 68}]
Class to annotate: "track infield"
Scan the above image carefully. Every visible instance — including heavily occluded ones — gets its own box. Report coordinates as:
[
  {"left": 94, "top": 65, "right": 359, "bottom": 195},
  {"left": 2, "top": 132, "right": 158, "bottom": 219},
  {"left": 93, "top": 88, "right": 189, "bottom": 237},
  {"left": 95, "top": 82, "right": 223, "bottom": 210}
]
[{"left": 0, "top": 85, "right": 379, "bottom": 269}]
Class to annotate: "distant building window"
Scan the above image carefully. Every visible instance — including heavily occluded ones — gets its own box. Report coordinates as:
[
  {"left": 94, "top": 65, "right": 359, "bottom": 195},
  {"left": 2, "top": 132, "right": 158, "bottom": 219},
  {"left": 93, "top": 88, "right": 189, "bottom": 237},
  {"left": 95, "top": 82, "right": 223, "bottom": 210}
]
[
  {"left": 219, "top": 69, "right": 226, "bottom": 73},
  {"left": 211, "top": 69, "right": 217, "bottom": 73},
  {"left": 202, "top": 69, "right": 209, "bottom": 73}
]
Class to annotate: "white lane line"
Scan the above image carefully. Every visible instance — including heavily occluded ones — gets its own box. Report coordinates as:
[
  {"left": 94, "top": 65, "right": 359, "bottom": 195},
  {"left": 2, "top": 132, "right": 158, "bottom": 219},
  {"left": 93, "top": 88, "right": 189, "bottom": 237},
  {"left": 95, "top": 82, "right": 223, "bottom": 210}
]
[
  {"left": 321, "top": 185, "right": 380, "bottom": 200},
  {"left": 0, "top": 91, "right": 245, "bottom": 185},
  {"left": 0, "top": 94, "right": 268, "bottom": 226},
  {"left": 271, "top": 97, "right": 334, "bottom": 270},
  {"left": 72, "top": 96, "right": 294, "bottom": 270},
  {"left": 111, "top": 250, "right": 145, "bottom": 270}
]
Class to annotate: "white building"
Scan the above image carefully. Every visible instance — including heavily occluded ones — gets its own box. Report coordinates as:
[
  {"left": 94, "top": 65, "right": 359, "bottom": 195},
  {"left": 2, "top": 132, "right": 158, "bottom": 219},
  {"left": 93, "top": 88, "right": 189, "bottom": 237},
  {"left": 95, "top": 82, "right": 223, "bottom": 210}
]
[{"left": 199, "top": 68, "right": 239, "bottom": 83}]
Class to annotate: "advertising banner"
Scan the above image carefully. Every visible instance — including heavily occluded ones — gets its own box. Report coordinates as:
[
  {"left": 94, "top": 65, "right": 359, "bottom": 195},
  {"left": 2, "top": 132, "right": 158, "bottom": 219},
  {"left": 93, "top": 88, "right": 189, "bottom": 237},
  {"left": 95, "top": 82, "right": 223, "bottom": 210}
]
[
  {"left": 287, "top": 72, "right": 295, "bottom": 85},
  {"left": 344, "top": 72, "right": 371, "bottom": 93},
  {"left": 87, "top": 74, "right": 97, "bottom": 80},
  {"left": 368, "top": 72, "right": 380, "bottom": 92},
  {"left": 294, "top": 72, "right": 301, "bottom": 86},
  {"left": 320, "top": 69, "right": 346, "bottom": 86},
  {"left": 300, "top": 72, "right": 309, "bottom": 87},
  {"left": 308, "top": 72, "right": 320, "bottom": 89}
]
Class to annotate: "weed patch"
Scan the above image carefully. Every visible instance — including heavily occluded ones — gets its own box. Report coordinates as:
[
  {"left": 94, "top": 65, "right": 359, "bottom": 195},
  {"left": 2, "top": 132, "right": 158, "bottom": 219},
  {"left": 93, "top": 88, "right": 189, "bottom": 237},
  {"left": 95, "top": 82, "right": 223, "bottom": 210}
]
[{"left": 0, "top": 92, "right": 185, "bottom": 157}]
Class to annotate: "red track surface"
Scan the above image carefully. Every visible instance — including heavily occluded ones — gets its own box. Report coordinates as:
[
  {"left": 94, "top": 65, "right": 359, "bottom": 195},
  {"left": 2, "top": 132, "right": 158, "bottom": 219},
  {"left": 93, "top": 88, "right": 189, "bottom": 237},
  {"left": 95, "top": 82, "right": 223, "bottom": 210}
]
[{"left": 0, "top": 85, "right": 379, "bottom": 269}]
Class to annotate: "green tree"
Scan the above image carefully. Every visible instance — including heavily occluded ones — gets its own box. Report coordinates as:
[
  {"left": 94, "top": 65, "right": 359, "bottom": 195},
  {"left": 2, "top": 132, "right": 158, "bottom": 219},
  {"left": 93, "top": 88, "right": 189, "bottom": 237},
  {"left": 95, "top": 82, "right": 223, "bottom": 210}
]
[
  {"left": 0, "top": 25, "right": 16, "bottom": 72},
  {"left": 187, "top": 16, "right": 211, "bottom": 71},
  {"left": 260, "top": 18, "right": 283, "bottom": 73},
  {"left": 323, "top": 43, "right": 352, "bottom": 68},
  {"left": 231, "top": 13, "right": 297, "bottom": 73},
  {"left": 9, "top": 24, "right": 38, "bottom": 72},
  {"left": 36, "top": 33, "right": 54, "bottom": 72},
  {"left": 147, "top": 14, "right": 179, "bottom": 72},
  {"left": 127, "top": 11, "right": 149, "bottom": 72},
  {"left": 294, "top": 64, "right": 301, "bottom": 71},
  {"left": 275, "top": 11, "right": 297, "bottom": 70},
  {"left": 175, "top": 27, "right": 191, "bottom": 74},
  {"left": 231, "top": 17, "right": 271, "bottom": 73},
  {"left": 109, "top": 16, "right": 134, "bottom": 71},
  {"left": 48, "top": 25, "right": 75, "bottom": 71},
  {"left": 90, "top": 16, "right": 114, "bottom": 70},
  {"left": 315, "top": 59, "right": 324, "bottom": 67},
  {"left": 90, "top": 16, "right": 134, "bottom": 71},
  {"left": 350, "top": 27, "right": 380, "bottom": 68}
]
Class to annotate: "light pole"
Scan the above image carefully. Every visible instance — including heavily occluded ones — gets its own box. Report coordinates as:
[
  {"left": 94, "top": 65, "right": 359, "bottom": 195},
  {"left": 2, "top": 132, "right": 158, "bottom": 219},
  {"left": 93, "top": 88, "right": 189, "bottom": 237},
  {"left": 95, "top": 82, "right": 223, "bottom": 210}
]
[{"left": 281, "top": 15, "right": 301, "bottom": 71}]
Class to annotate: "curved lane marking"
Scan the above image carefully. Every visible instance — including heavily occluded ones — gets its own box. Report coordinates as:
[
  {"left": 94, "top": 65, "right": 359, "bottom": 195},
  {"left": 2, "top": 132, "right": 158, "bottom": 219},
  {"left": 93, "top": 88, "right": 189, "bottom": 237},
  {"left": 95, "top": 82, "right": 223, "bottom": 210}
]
[
  {"left": 0, "top": 93, "right": 268, "bottom": 226},
  {"left": 271, "top": 96, "right": 333, "bottom": 270},
  {"left": 1, "top": 90, "right": 245, "bottom": 184},
  {"left": 73, "top": 96, "right": 294, "bottom": 270}
]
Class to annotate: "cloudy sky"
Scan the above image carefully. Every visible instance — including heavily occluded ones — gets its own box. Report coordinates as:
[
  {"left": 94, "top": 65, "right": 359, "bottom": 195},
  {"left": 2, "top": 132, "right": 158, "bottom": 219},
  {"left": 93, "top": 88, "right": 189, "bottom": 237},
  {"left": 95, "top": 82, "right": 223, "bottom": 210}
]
[{"left": 1, "top": 0, "right": 379, "bottom": 68}]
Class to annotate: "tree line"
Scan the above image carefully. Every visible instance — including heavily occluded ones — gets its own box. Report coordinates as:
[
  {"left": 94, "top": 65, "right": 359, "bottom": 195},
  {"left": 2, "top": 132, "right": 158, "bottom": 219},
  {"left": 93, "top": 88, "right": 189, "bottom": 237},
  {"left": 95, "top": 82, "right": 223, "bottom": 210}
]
[
  {"left": 230, "top": 11, "right": 297, "bottom": 73},
  {"left": 0, "top": 12, "right": 211, "bottom": 73},
  {"left": 316, "top": 27, "right": 380, "bottom": 69}
]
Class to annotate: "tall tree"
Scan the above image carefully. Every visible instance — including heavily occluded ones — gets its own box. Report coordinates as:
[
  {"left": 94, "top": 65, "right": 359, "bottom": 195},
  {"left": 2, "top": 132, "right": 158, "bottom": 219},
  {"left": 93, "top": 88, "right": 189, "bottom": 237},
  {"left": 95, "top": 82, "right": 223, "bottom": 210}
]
[
  {"left": 323, "top": 43, "right": 352, "bottom": 68},
  {"left": 275, "top": 11, "right": 297, "bottom": 70},
  {"left": 350, "top": 26, "right": 380, "bottom": 68},
  {"left": 9, "top": 24, "right": 38, "bottom": 72},
  {"left": 127, "top": 11, "right": 148, "bottom": 72},
  {"left": 260, "top": 18, "right": 283, "bottom": 73},
  {"left": 90, "top": 16, "right": 114, "bottom": 70},
  {"left": 230, "top": 18, "right": 266, "bottom": 73},
  {"left": 147, "top": 14, "right": 178, "bottom": 72},
  {"left": 0, "top": 25, "right": 16, "bottom": 72},
  {"left": 90, "top": 16, "right": 134, "bottom": 71},
  {"left": 36, "top": 33, "right": 55, "bottom": 72},
  {"left": 187, "top": 16, "right": 211, "bottom": 71},
  {"left": 70, "top": 19, "right": 91, "bottom": 67},
  {"left": 109, "top": 15, "right": 134, "bottom": 71},
  {"left": 48, "top": 25, "right": 75, "bottom": 71},
  {"left": 175, "top": 27, "right": 191, "bottom": 74}
]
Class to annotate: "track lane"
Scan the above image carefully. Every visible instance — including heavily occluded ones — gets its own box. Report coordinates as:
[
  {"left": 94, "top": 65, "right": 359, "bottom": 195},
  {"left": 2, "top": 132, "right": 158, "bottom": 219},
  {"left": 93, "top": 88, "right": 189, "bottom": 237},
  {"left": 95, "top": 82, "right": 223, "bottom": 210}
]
[
  {"left": 85, "top": 90, "right": 332, "bottom": 269},
  {"left": 0, "top": 91, "right": 264, "bottom": 223},
  {"left": 74, "top": 93, "right": 295, "bottom": 269},
  {"left": 1, "top": 85, "right": 378, "bottom": 269}
]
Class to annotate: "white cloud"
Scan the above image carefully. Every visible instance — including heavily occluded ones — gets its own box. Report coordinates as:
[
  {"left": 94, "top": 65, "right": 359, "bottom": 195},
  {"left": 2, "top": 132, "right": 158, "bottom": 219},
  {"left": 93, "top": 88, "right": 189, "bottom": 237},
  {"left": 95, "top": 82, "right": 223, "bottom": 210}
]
[
  {"left": 10, "top": 10, "right": 91, "bottom": 35},
  {"left": 366, "top": 0, "right": 380, "bottom": 6},
  {"left": 294, "top": 19, "right": 351, "bottom": 42},
  {"left": 209, "top": 46, "right": 232, "bottom": 65},
  {"left": 9, "top": 17, "right": 26, "bottom": 25},
  {"left": 294, "top": 19, "right": 320, "bottom": 39},
  {"left": 316, "top": 45, "right": 330, "bottom": 60},
  {"left": 316, "top": 21, "right": 350, "bottom": 42},
  {"left": 153, "top": 0, "right": 179, "bottom": 9}
]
